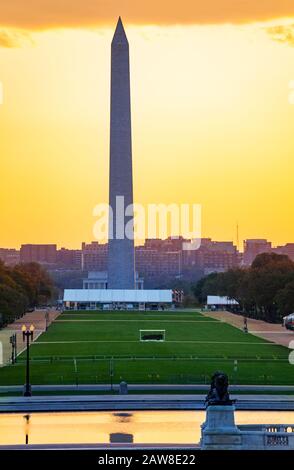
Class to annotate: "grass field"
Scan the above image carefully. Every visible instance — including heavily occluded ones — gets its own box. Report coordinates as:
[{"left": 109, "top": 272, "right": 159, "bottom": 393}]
[{"left": 0, "top": 310, "right": 293, "bottom": 386}]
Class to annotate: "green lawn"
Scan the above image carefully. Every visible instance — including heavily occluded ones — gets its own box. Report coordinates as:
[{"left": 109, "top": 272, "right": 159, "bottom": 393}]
[{"left": 0, "top": 310, "right": 293, "bottom": 386}]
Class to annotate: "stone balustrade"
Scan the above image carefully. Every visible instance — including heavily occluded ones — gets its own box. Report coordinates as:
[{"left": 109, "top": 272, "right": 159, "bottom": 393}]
[
  {"left": 201, "top": 406, "right": 294, "bottom": 450},
  {"left": 239, "top": 424, "right": 294, "bottom": 433}
]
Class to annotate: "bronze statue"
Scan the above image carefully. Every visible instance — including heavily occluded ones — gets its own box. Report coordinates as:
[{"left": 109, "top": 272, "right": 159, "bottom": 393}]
[{"left": 205, "top": 371, "right": 233, "bottom": 406}]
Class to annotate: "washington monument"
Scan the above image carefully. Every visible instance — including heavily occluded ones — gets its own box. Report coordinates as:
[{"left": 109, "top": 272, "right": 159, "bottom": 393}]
[{"left": 107, "top": 18, "right": 135, "bottom": 289}]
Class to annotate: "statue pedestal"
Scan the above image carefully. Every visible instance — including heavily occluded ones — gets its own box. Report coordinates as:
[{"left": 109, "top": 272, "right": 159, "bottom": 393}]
[{"left": 201, "top": 405, "right": 242, "bottom": 450}]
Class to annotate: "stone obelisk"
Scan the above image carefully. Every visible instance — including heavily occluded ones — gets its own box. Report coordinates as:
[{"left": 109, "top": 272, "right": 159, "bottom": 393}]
[{"left": 107, "top": 18, "right": 135, "bottom": 289}]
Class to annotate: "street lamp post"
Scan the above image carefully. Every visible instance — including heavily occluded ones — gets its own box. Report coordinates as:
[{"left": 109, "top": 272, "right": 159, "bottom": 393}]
[{"left": 22, "top": 324, "right": 35, "bottom": 397}]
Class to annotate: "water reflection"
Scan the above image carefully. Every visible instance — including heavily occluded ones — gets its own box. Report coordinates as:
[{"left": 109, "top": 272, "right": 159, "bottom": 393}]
[
  {"left": 0, "top": 410, "right": 293, "bottom": 446},
  {"left": 23, "top": 414, "right": 30, "bottom": 445},
  {"left": 113, "top": 412, "right": 133, "bottom": 423},
  {"left": 110, "top": 433, "right": 134, "bottom": 443}
]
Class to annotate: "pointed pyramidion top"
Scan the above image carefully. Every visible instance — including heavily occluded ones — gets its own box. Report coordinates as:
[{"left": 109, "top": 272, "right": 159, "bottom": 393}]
[{"left": 112, "top": 17, "right": 128, "bottom": 46}]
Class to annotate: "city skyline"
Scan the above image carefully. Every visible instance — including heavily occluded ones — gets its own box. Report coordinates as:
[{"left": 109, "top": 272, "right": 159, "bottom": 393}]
[
  {"left": 1, "top": 235, "right": 294, "bottom": 254},
  {"left": 2, "top": 237, "right": 293, "bottom": 287},
  {"left": 1, "top": 7, "right": 294, "bottom": 249}
]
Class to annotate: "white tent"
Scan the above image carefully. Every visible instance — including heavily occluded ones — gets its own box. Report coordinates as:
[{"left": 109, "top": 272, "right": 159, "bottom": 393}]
[
  {"left": 206, "top": 295, "right": 239, "bottom": 306},
  {"left": 63, "top": 289, "right": 172, "bottom": 304}
]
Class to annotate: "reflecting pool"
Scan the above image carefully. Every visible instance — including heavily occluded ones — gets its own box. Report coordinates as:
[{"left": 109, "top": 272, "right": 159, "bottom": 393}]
[{"left": 1, "top": 410, "right": 294, "bottom": 446}]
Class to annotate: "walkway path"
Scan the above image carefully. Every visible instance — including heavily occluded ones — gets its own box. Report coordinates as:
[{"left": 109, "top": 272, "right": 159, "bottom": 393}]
[
  {"left": 7, "top": 309, "right": 59, "bottom": 332},
  {"left": 202, "top": 311, "right": 293, "bottom": 348},
  {"left": 0, "top": 309, "right": 59, "bottom": 365}
]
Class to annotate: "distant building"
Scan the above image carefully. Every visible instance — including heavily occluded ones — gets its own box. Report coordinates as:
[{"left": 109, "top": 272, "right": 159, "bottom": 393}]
[
  {"left": 243, "top": 239, "right": 272, "bottom": 266},
  {"left": 57, "top": 248, "right": 81, "bottom": 269},
  {"left": 81, "top": 242, "right": 107, "bottom": 271},
  {"left": 0, "top": 248, "right": 20, "bottom": 266},
  {"left": 184, "top": 238, "right": 241, "bottom": 273},
  {"left": 273, "top": 243, "right": 294, "bottom": 261},
  {"left": 83, "top": 271, "right": 143, "bottom": 290},
  {"left": 136, "top": 246, "right": 182, "bottom": 281},
  {"left": 20, "top": 244, "right": 57, "bottom": 264},
  {"left": 144, "top": 236, "right": 187, "bottom": 252},
  {"left": 83, "top": 271, "right": 108, "bottom": 289}
]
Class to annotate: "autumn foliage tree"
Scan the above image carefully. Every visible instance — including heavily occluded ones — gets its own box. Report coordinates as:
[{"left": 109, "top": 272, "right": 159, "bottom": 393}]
[
  {"left": 193, "top": 253, "right": 294, "bottom": 323},
  {"left": 0, "top": 261, "right": 54, "bottom": 327}
]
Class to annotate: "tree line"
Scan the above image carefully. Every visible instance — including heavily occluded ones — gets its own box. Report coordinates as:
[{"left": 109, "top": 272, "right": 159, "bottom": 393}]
[
  {"left": 0, "top": 261, "right": 54, "bottom": 327},
  {"left": 193, "top": 253, "right": 294, "bottom": 323}
]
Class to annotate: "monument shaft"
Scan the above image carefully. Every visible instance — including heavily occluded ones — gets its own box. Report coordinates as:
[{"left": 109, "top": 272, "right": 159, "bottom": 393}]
[{"left": 107, "top": 18, "right": 135, "bottom": 289}]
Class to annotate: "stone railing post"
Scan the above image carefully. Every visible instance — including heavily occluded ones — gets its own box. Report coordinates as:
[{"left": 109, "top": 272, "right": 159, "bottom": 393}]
[{"left": 201, "top": 405, "right": 242, "bottom": 450}]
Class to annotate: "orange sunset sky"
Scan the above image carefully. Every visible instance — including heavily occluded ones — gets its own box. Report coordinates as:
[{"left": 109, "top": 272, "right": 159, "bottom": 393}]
[{"left": 0, "top": 1, "right": 294, "bottom": 249}]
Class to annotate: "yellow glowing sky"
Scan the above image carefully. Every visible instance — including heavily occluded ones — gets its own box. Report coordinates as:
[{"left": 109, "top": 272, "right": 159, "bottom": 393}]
[{"left": 1, "top": 18, "right": 294, "bottom": 249}]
